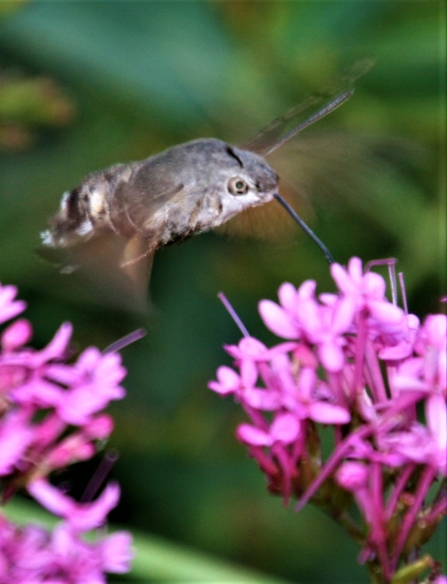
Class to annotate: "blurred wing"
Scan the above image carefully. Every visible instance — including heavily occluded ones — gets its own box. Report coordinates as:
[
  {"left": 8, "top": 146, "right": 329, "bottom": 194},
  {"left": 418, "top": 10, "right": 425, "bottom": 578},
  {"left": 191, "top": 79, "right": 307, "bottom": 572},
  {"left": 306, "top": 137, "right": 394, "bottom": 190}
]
[
  {"left": 221, "top": 132, "right": 416, "bottom": 240},
  {"left": 37, "top": 232, "right": 153, "bottom": 312},
  {"left": 218, "top": 183, "right": 305, "bottom": 240},
  {"left": 38, "top": 167, "right": 188, "bottom": 310},
  {"left": 241, "top": 58, "right": 374, "bottom": 156}
]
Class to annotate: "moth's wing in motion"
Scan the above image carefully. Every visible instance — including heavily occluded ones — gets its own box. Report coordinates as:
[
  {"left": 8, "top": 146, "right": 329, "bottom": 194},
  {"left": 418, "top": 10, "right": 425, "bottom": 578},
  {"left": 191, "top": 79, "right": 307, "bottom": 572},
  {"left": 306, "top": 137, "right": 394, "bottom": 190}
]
[
  {"left": 222, "top": 59, "right": 376, "bottom": 240},
  {"left": 39, "top": 157, "right": 190, "bottom": 310},
  {"left": 37, "top": 232, "right": 153, "bottom": 313},
  {"left": 223, "top": 131, "right": 418, "bottom": 242},
  {"left": 241, "top": 58, "right": 374, "bottom": 156}
]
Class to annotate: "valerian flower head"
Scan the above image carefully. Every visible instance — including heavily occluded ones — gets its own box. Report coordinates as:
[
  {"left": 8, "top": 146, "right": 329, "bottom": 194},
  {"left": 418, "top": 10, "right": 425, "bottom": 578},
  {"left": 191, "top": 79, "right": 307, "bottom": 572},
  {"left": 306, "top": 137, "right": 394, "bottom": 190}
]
[
  {"left": 0, "top": 511, "right": 133, "bottom": 583},
  {"left": 0, "top": 282, "right": 133, "bottom": 580},
  {"left": 0, "top": 284, "right": 126, "bottom": 483},
  {"left": 209, "top": 258, "right": 446, "bottom": 583}
]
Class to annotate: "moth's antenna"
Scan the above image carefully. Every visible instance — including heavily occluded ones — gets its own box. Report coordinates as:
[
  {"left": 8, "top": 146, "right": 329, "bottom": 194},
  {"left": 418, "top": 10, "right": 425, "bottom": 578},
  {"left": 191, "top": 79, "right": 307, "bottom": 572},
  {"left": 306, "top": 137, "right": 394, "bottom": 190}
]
[
  {"left": 243, "top": 58, "right": 374, "bottom": 156},
  {"left": 273, "top": 193, "right": 334, "bottom": 264},
  {"left": 265, "top": 89, "right": 354, "bottom": 156}
]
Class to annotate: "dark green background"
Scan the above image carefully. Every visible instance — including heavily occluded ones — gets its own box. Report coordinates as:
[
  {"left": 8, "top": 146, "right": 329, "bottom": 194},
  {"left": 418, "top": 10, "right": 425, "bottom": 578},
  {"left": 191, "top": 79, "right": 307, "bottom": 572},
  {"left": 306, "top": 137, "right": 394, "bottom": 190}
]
[{"left": 0, "top": 2, "right": 445, "bottom": 582}]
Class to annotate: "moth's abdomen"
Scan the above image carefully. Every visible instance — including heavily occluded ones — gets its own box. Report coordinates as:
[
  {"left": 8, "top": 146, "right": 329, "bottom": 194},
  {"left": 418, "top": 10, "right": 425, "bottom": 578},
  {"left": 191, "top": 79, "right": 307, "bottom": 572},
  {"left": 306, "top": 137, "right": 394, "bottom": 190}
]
[{"left": 41, "top": 164, "right": 137, "bottom": 248}]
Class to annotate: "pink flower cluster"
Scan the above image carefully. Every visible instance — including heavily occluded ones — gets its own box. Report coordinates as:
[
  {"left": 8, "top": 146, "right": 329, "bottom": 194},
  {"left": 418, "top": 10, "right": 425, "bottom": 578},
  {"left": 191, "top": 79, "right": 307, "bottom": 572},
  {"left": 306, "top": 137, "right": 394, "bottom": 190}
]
[
  {"left": 209, "top": 258, "right": 446, "bottom": 582},
  {"left": 0, "top": 283, "right": 132, "bottom": 581}
]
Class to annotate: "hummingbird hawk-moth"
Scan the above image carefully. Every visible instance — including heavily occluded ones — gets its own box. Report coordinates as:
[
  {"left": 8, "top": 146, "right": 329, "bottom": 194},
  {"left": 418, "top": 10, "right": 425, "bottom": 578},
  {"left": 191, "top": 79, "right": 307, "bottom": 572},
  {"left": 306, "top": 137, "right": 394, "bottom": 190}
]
[{"left": 40, "top": 60, "right": 372, "bottom": 308}]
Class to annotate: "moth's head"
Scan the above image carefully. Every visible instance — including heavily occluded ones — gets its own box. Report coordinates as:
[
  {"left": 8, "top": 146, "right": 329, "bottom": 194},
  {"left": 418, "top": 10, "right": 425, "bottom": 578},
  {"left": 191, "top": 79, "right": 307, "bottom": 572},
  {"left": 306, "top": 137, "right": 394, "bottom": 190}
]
[
  {"left": 203, "top": 142, "right": 278, "bottom": 227},
  {"left": 222, "top": 143, "right": 278, "bottom": 202}
]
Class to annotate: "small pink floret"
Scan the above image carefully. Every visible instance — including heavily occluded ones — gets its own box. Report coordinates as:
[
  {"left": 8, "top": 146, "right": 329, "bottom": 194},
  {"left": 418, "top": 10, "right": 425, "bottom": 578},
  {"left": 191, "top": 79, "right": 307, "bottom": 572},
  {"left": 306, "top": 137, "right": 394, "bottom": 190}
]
[{"left": 0, "top": 283, "right": 26, "bottom": 324}]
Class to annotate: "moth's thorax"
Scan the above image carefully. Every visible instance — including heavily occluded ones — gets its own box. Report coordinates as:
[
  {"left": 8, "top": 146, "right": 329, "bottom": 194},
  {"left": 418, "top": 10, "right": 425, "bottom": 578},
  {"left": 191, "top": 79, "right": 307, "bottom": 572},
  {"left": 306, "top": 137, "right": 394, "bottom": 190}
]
[{"left": 41, "top": 138, "right": 279, "bottom": 251}]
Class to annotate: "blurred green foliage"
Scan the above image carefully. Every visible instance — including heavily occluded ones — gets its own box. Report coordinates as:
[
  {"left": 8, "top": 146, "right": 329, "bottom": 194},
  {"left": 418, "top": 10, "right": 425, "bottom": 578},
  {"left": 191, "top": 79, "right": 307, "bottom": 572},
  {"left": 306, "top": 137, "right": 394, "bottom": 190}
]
[
  {"left": 0, "top": 73, "right": 75, "bottom": 149},
  {"left": 0, "top": 2, "right": 445, "bottom": 582}
]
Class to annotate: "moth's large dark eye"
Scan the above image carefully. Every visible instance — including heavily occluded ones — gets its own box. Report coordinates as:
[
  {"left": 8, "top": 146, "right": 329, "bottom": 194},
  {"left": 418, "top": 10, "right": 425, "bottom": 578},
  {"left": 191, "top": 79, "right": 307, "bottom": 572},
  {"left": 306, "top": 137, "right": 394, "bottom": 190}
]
[{"left": 228, "top": 177, "right": 249, "bottom": 196}]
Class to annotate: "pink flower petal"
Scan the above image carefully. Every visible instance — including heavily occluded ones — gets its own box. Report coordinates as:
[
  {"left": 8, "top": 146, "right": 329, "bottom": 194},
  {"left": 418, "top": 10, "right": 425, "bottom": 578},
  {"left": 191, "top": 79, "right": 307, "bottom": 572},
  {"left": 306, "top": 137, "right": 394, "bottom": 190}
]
[
  {"left": 226, "top": 337, "right": 269, "bottom": 361},
  {"left": 236, "top": 423, "right": 271, "bottom": 446},
  {"left": 240, "top": 359, "right": 258, "bottom": 388},
  {"left": 238, "top": 337, "right": 268, "bottom": 358},
  {"left": 309, "top": 401, "right": 350, "bottom": 424},
  {"left": 57, "top": 382, "right": 124, "bottom": 425},
  {"left": 368, "top": 301, "right": 405, "bottom": 326},
  {"left": 331, "top": 297, "right": 356, "bottom": 334},
  {"left": 426, "top": 394, "right": 446, "bottom": 461},
  {"left": 258, "top": 300, "right": 298, "bottom": 339},
  {"left": 297, "top": 280, "right": 317, "bottom": 300},
  {"left": 11, "top": 378, "right": 63, "bottom": 408},
  {"left": 0, "top": 411, "right": 34, "bottom": 475},
  {"left": 296, "top": 299, "right": 322, "bottom": 337},
  {"left": 208, "top": 366, "right": 240, "bottom": 395},
  {"left": 244, "top": 387, "right": 281, "bottom": 410},
  {"left": 1, "top": 319, "right": 33, "bottom": 351},
  {"left": 278, "top": 282, "right": 297, "bottom": 311},
  {"left": 331, "top": 262, "right": 357, "bottom": 295},
  {"left": 298, "top": 367, "right": 316, "bottom": 401},
  {"left": 28, "top": 478, "right": 72, "bottom": 517},
  {"left": 0, "top": 283, "right": 26, "bottom": 324},
  {"left": 318, "top": 341, "right": 345, "bottom": 372},
  {"left": 336, "top": 461, "right": 368, "bottom": 491},
  {"left": 347, "top": 257, "right": 363, "bottom": 282},
  {"left": 424, "top": 314, "right": 447, "bottom": 347},
  {"left": 28, "top": 479, "right": 121, "bottom": 533},
  {"left": 379, "top": 342, "right": 413, "bottom": 360},
  {"left": 100, "top": 531, "right": 133, "bottom": 573},
  {"left": 319, "top": 292, "right": 338, "bottom": 306},
  {"left": 30, "top": 322, "right": 73, "bottom": 367},
  {"left": 270, "top": 413, "right": 300, "bottom": 443},
  {"left": 83, "top": 414, "right": 114, "bottom": 440},
  {"left": 363, "top": 272, "right": 386, "bottom": 299}
]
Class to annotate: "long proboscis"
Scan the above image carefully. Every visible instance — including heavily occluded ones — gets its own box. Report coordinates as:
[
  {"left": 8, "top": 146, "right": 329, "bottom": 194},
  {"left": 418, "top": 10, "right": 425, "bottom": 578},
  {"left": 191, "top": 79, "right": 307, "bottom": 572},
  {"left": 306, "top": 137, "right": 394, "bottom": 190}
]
[
  {"left": 265, "top": 85, "right": 359, "bottom": 265},
  {"left": 273, "top": 193, "right": 335, "bottom": 264}
]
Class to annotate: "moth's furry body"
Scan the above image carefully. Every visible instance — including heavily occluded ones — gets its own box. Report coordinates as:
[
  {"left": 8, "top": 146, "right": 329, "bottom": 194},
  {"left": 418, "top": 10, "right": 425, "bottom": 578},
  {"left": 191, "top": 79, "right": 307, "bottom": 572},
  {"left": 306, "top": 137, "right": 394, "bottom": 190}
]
[
  {"left": 42, "top": 138, "right": 278, "bottom": 256},
  {"left": 40, "top": 62, "right": 370, "bottom": 307}
]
